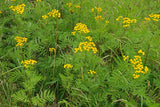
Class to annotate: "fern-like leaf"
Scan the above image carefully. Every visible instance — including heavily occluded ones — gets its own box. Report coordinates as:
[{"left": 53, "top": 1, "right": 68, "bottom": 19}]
[{"left": 32, "top": 90, "right": 55, "bottom": 106}]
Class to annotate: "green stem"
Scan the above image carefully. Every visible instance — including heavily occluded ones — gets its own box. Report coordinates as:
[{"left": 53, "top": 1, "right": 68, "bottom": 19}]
[
  {"left": 141, "top": 96, "right": 143, "bottom": 107},
  {"left": 0, "top": 66, "right": 22, "bottom": 77}
]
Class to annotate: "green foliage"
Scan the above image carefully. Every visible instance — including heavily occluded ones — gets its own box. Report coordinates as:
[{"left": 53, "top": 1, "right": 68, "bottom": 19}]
[
  {"left": 12, "top": 89, "right": 30, "bottom": 103},
  {"left": 0, "top": 0, "right": 160, "bottom": 106},
  {"left": 32, "top": 90, "right": 55, "bottom": 106}
]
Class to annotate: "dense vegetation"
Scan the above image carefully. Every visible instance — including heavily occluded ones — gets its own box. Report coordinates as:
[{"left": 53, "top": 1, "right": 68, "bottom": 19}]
[{"left": 0, "top": 0, "right": 160, "bottom": 106}]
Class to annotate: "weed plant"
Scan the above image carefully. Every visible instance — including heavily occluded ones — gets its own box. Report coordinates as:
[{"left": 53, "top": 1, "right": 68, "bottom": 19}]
[{"left": 0, "top": 0, "right": 160, "bottom": 106}]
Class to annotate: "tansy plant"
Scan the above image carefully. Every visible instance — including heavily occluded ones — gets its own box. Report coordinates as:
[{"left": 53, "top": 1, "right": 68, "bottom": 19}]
[
  {"left": 66, "top": 2, "right": 81, "bottom": 13},
  {"left": 14, "top": 36, "right": 27, "bottom": 47},
  {"left": 88, "top": 70, "right": 96, "bottom": 75},
  {"left": 91, "top": 7, "right": 104, "bottom": 22},
  {"left": 9, "top": 4, "right": 25, "bottom": 14},
  {"left": 42, "top": 9, "right": 61, "bottom": 20},
  {"left": 21, "top": 59, "right": 37, "bottom": 68},
  {"left": 64, "top": 64, "right": 73, "bottom": 69},
  {"left": 123, "top": 50, "right": 149, "bottom": 79},
  {"left": 144, "top": 13, "right": 160, "bottom": 22},
  {"left": 74, "top": 36, "right": 97, "bottom": 54},
  {"left": 72, "top": 23, "right": 90, "bottom": 35},
  {"left": 116, "top": 16, "right": 137, "bottom": 27}
]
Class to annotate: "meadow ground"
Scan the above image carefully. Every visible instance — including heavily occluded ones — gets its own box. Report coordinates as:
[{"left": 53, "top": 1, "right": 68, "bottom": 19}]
[{"left": 0, "top": 0, "right": 160, "bottom": 106}]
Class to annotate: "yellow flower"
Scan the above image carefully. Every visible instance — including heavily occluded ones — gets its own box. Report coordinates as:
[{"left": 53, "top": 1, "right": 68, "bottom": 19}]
[
  {"left": 129, "top": 51, "right": 148, "bottom": 79},
  {"left": 14, "top": 36, "right": 27, "bottom": 47},
  {"left": 138, "top": 50, "right": 145, "bottom": 55},
  {"left": 21, "top": 59, "right": 37, "bottom": 68},
  {"left": 149, "top": 13, "right": 160, "bottom": 21},
  {"left": 11, "top": 0, "right": 15, "bottom": 1},
  {"left": 72, "top": 31, "right": 76, "bottom": 35},
  {"left": 131, "top": 19, "right": 137, "bottom": 23},
  {"left": 0, "top": 10, "right": 2, "bottom": 14},
  {"left": 49, "top": 48, "right": 56, "bottom": 53},
  {"left": 91, "top": 8, "right": 94, "bottom": 12},
  {"left": 123, "top": 55, "right": 129, "bottom": 61},
  {"left": 66, "top": 3, "right": 72, "bottom": 8},
  {"left": 95, "top": 16, "right": 104, "bottom": 21},
  {"left": 88, "top": 70, "right": 96, "bottom": 75},
  {"left": 144, "top": 17, "right": 150, "bottom": 21},
  {"left": 152, "top": 18, "right": 158, "bottom": 21},
  {"left": 105, "top": 21, "right": 109, "bottom": 24},
  {"left": 36, "top": 0, "right": 41, "bottom": 1},
  {"left": 73, "top": 23, "right": 90, "bottom": 34},
  {"left": 123, "top": 24, "right": 130, "bottom": 27},
  {"left": 69, "top": 9, "right": 74, "bottom": 13},
  {"left": 92, "top": 7, "right": 102, "bottom": 13},
  {"left": 48, "top": 9, "right": 61, "bottom": 18},
  {"left": 133, "top": 74, "right": 140, "bottom": 79},
  {"left": 9, "top": 4, "right": 25, "bottom": 14},
  {"left": 9, "top": 6, "right": 13, "bottom": 9},
  {"left": 95, "top": 7, "right": 102, "bottom": 12},
  {"left": 75, "top": 5, "right": 81, "bottom": 8},
  {"left": 74, "top": 38, "right": 97, "bottom": 54},
  {"left": 116, "top": 16, "right": 123, "bottom": 21},
  {"left": 86, "top": 36, "right": 92, "bottom": 41},
  {"left": 64, "top": 64, "right": 73, "bottom": 69},
  {"left": 144, "top": 66, "right": 148, "bottom": 73},
  {"left": 42, "top": 15, "right": 48, "bottom": 20}
]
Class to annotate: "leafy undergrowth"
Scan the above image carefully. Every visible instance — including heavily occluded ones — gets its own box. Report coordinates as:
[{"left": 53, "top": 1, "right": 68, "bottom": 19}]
[{"left": 0, "top": 0, "right": 160, "bottom": 107}]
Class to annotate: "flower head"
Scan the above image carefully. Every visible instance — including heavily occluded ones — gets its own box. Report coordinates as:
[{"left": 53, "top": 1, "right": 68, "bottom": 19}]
[
  {"left": 9, "top": 4, "right": 25, "bottom": 14},
  {"left": 48, "top": 9, "right": 61, "bottom": 18},
  {"left": 42, "top": 15, "right": 48, "bottom": 20},
  {"left": 73, "top": 23, "right": 90, "bottom": 34},
  {"left": 64, "top": 64, "right": 73, "bottom": 69},
  {"left": 88, "top": 70, "right": 96, "bottom": 75},
  {"left": 14, "top": 36, "right": 27, "bottom": 47},
  {"left": 21, "top": 59, "right": 37, "bottom": 68},
  {"left": 49, "top": 48, "right": 56, "bottom": 53}
]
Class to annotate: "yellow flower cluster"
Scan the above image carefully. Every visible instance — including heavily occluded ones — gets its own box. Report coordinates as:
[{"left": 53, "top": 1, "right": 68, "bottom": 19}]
[
  {"left": 49, "top": 48, "right": 56, "bottom": 53},
  {"left": 86, "top": 36, "right": 92, "bottom": 41},
  {"left": 69, "top": 9, "right": 74, "bottom": 13},
  {"left": 21, "top": 59, "right": 37, "bottom": 68},
  {"left": 116, "top": 16, "right": 123, "bottom": 21},
  {"left": 148, "top": 13, "right": 160, "bottom": 21},
  {"left": 88, "top": 70, "right": 96, "bottom": 75},
  {"left": 42, "top": 15, "right": 48, "bottom": 20},
  {"left": 14, "top": 36, "right": 27, "bottom": 47},
  {"left": 95, "top": 15, "right": 104, "bottom": 21},
  {"left": 66, "top": 3, "right": 72, "bottom": 8},
  {"left": 138, "top": 49, "right": 145, "bottom": 55},
  {"left": 48, "top": 9, "right": 61, "bottom": 18},
  {"left": 9, "top": 4, "right": 25, "bottom": 14},
  {"left": 144, "top": 17, "right": 151, "bottom": 21},
  {"left": 123, "top": 50, "right": 149, "bottom": 79},
  {"left": 75, "top": 5, "right": 81, "bottom": 8},
  {"left": 130, "top": 56, "right": 148, "bottom": 79},
  {"left": 123, "top": 55, "right": 129, "bottom": 61},
  {"left": 11, "top": 0, "right": 15, "bottom": 1},
  {"left": 72, "top": 23, "right": 90, "bottom": 35},
  {"left": 105, "top": 21, "right": 109, "bottom": 24},
  {"left": 74, "top": 36, "right": 97, "bottom": 54},
  {"left": 36, "top": 0, "right": 41, "bottom": 1},
  {"left": 42, "top": 9, "right": 61, "bottom": 20},
  {"left": 91, "top": 7, "right": 102, "bottom": 12},
  {"left": 64, "top": 64, "right": 73, "bottom": 69},
  {"left": 116, "top": 16, "right": 137, "bottom": 27},
  {"left": 0, "top": 10, "right": 2, "bottom": 14},
  {"left": 66, "top": 3, "right": 75, "bottom": 13},
  {"left": 129, "top": 50, "right": 148, "bottom": 79}
]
